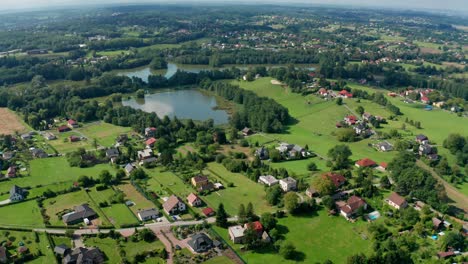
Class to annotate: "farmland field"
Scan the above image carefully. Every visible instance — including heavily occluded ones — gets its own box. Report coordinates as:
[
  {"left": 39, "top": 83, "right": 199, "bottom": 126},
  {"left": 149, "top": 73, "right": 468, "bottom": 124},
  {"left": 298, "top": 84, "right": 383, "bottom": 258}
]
[
  {"left": 0, "top": 200, "right": 44, "bottom": 228},
  {"left": 0, "top": 108, "right": 28, "bottom": 135}
]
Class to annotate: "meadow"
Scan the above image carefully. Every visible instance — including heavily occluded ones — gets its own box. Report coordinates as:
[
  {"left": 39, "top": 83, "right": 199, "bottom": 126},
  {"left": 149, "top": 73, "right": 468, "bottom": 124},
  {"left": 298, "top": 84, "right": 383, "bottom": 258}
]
[
  {"left": 78, "top": 122, "right": 133, "bottom": 147},
  {"left": 0, "top": 200, "right": 44, "bottom": 228}
]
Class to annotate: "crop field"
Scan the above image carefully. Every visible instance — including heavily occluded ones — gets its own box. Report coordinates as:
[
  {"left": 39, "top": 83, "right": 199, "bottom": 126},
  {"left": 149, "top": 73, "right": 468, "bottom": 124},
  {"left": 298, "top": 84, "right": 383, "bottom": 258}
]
[
  {"left": 203, "top": 163, "right": 272, "bottom": 216},
  {"left": 0, "top": 108, "right": 28, "bottom": 135},
  {"left": 0, "top": 200, "right": 44, "bottom": 228},
  {"left": 88, "top": 188, "right": 139, "bottom": 227}
]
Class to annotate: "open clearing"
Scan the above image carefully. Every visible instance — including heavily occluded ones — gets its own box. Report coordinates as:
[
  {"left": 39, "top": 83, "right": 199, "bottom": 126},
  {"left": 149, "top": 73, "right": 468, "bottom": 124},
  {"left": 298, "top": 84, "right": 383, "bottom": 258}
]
[{"left": 0, "top": 108, "right": 28, "bottom": 135}]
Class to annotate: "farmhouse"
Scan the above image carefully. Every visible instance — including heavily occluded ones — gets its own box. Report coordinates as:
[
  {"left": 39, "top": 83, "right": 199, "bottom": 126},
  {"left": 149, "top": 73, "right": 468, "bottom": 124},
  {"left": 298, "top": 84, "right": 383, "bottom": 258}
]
[
  {"left": 338, "top": 90, "right": 353, "bottom": 98},
  {"left": 62, "top": 204, "right": 97, "bottom": 225},
  {"left": 241, "top": 127, "right": 253, "bottom": 136},
  {"left": 58, "top": 125, "right": 71, "bottom": 133},
  {"left": 187, "top": 193, "right": 202, "bottom": 207},
  {"left": 163, "top": 195, "right": 186, "bottom": 215},
  {"left": 137, "top": 208, "right": 159, "bottom": 221},
  {"left": 6, "top": 166, "right": 16, "bottom": 178},
  {"left": 228, "top": 225, "right": 245, "bottom": 244},
  {"left": 67, "top": 119, "right": 78, "bottom": 129},
  {"left": 187, "top": 233, "right": 214, "bottom": 253},
  {"left": 377, "top": 162, "right": 388, "bottom": 172},
  {"left": 386, "top": 192, "right": 407, "bottom": 210},
  {"left": 10, "top": 185, "right": 26, "bottom": 201},
  {"left": 43, "top": 132, "right": 56, "bottom": 140},
  {"left": 279, "top": 177, "right": 297, "bottom": 192},
  {"left": 355, "top": 158, "right": 377, "bottom": 168},
  {"left": 323, "top": 172, "right": 346, "bottom": 188},
  {"left": 62, "top": 247, "right": 104, "bottom": 264},
  {"left": 258, "top": 175, "right": 279, "bottom": 187},
  {"left": 306, "top": 187, "right": 319, "bottom": 198},
  {"left": 339, "top": 195, "right": 367, "bottom": 220}
]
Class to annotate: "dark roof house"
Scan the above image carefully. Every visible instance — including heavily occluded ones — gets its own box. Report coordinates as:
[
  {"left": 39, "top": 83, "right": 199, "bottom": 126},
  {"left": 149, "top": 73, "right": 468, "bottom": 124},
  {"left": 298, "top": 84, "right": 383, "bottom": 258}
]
[
  {"left": 63, "top": 247, "right": 104, "bottom": 264},
  {"left": 187, "top": 233, "right": 214, "bottom": 253},
  {"left": 54, "top": 244, "right": 70, "bottom": 256},
  {"left": 62, "top": 204, "right": 97, "bottom": 225}
]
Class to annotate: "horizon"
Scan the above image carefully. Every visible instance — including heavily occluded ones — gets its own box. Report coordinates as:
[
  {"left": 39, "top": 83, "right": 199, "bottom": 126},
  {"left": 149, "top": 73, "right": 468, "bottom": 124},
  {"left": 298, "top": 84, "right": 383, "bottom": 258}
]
[{"left": 0, "top": 0, "right": 467, "bottom": 15}]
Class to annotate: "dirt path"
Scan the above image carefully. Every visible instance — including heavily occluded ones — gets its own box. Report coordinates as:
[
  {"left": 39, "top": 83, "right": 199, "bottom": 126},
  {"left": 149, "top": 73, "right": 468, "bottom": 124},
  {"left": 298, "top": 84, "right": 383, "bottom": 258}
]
[
  {"left": 151, "top": 227, "right": 174, "bottom": 264},
  {"left": 416, "top": 160, "right": 468, "bottom": 213}
]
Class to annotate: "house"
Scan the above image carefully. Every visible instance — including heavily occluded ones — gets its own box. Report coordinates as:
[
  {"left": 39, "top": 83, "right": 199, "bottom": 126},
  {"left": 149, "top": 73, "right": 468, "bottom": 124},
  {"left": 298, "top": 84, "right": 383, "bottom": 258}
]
[
  {"left": 432, "top": 218, "right": 444, "bottom": 231},
  {"left": 421, "top": 96, "right": 430, "bottom": 104},
  {"left": 191, "top": 175, "right": 212, "bottom": 191},
  {"left": 241, "top": 127, "right": 253, "bottom": 136},
  {"left": 54, "top": 244, "right": 70, "bottom": 256},
  {"left": 137, "top": 149, "right": 156, "bottom": 163},
  {"left": 340, "top": 195, "right": 367, "bottom": 219},
  {"left": 258, "top": 175, "right": 279, "bottom": 187},
  {"left": 338, "top": 90, "right": 353, "bottom": 98},
  {"left": 261, "top": 231, "right": 271, "bottom": 243},
  {"left": 62, "top": 204, "right": 97, "bottom": 225},
  {"left": 318, "top": 88, "right": 328, "bottom": 96},
  {"left": 187, "top": 193, "right": 202, "bottom": 207},
  {"left": 415, "top": 134, "right": 428, "bottom": 144},
  {"left": 137, "top": 208, "right": 159, "bottom": 221},
  {"left": 69, "top": 135, "right": 80, "bottom": 142},
  {"left": 6, "top": 166, "right": 16, "bottom": 178},
  {"left": 344, "top": 115, "right": 358, "bottom": 125},
  {"left": 386, "top": 192, "right": 407, "bottom": 210},
  {"left": 323, "top": 172, "right": 346, "bottom": 188},
  {"left": 244, "top": 221, "right": 264, "bottom": 236},
  {"left": 228, "top": 225, "right": 245, "bottom": 244},
  {"left": 255, "top": 147, "right": 269, "bottom": 160},
  {"left": 289, "top": 145, "right": 307, "bottom": 158},
  {"left": 187, "top": 233, "right": 213, "bottom": 253},
  {"left": 306, "top": 187, "right": 319, "bottom": 198},
  {"left": 202, "top": 207, "right": 215, "bottom": 217},
  {"left": 145, "top": 137, "right": 157, "bottom": 147},
  {"left": 362, "top": 112, "right": 373, "bottom": 121},
  {"left": 353, "top": 123, "right": 372, "bottom": 137},
  {"left": 10, "top": 185, "right": 25, "bottom": 201},
  {"left": 355, "top": 158, "right": 377, "bottom": 168},
  {"left": 62, "top": 247, "right": 104, "bottom": 264},
  {"left": 418, "top": 144, "right": 434, "bottom": 156},
  {"left": 124, "top": 163, "right": 136, "bottom": 175},
  {"left": 31, "top": 148, "right": 48, "bottom": 158},
  {"left": 20, "top": 132, "right": 33, "bottom": 140},
  {"left": 2, "top": 151, "right": 14, "bottom": 160},
  {"left": 276, "top": 142, "right": 293, "bottom": 153},
  {"left": 67, "top": 119, "right": 78, "bottom": 129},
  {"left": 43, "top": 132, "right": 56, "bottom": 140},
  {"left": 116, "top": 134, "right": 128, "bottom": 144},
  {"left": 58, "top": 125, "right": 71, "bottom": 133},
  {"left": 279, "top": 177, "right": 297, "bottom": 192},
  {"left": 163, "top": 195, "right": 186, "bottom": 215},
  {"left": 437, "top": 251, "right": 455, "bottom": 259},
  {"left": 105, "top": 148, "right": 119, "bottom": 159},
  {"left": 0, "top": 246, "right": 7, "bottom": 263},
  {"left": 376, "top": 141, "right": 393, "bottom": 152},
  {"left": 144, "top": 127, "right": 157, "bottom": 138},
  {"left": 377, "top": 162, "right": 388, "bottom": 172}
]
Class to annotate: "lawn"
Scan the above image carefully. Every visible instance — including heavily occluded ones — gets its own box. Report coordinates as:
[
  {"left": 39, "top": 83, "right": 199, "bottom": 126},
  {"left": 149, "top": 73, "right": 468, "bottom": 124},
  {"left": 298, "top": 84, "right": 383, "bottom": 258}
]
[
  {"left": 145, "top": 168, "right": 195, "bottom": 200},
  {"left": 84, "top": 237, "right": 123, "bottom": 263},
  {"left": 203, "top": 256, "right": 235, "bottom": 264},
  {"left": 78, "top": 122, "right": 132, "bottom": 147},
  {"left": 0, "top": 200, "right": 44, "bottom": 228},
  {"left": 120, "top": 239, "right": 165, "bottom": 260},
  {"left": 214, "top": 210, "right": 372, "bottom": 263},
  {"left": 43, "top": 190, "right": 110, "bottom": 226},
  {"left": 88, "top": 188, "right": 139, "bottom": 227},
  {"left": 203, "top": 163, "right": 273, "bottom": 216},
  {"left": 47, "top": 130, "right": 93, "bottom": 153},
  {"left": 0, "top": 231, "right": 55, "bottom": 264},
  {"left": 117, "top": 183, "right": 155, "bottom": 215},
  {"left": 51, "top": 235, "right": 72, "bottom": 248}
]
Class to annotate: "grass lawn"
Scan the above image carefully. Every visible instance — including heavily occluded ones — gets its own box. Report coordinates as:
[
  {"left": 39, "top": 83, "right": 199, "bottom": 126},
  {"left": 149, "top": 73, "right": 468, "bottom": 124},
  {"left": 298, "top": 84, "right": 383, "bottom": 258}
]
[
  {"left": 120, "top": 239, "right": 165, "bottom": 260},
  {"left": 88, "top": 188, "right": 139, "bottom": 227},
  {"left": 44, "top": 190, "right": 110, "bottom": 226},
  {"left": 117, "top": 183, "right": 155, "bottom": 215},
  {"left": 78, "top": 122, "right": 132, "bottom": 147},
  {"left": 0, "top": 200, "right": 44, "bottom": 228},
  {"left": 203, "top": 256, "right": 235, "bottom": 264},
  {"left": 203, "top": 163, "right": 273, "bottom": 216},
  {"left": 214, "top": 210, "right": 372, "bottom": 263},
  {"left": 48, "top": 130, "right": 93, "bottom": 153},
  {"left": 51, "top": 235, "right": 72, "bottom": 248},
  {"left": 84, "top": 237, "right": 123, "bottom": 263},
  {"left": 0, "top": 231, "right": 55, "bottom": 264},
  {"left": 145, "top": 168, "right": 195, "bottom": 200}
]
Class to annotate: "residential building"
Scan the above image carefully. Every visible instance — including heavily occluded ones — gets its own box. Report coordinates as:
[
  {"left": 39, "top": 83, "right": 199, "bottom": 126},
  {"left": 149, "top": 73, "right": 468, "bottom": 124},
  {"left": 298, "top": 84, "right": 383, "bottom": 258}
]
[
  {"left": 137, "top": 149, "right": 156, "bottom": 163},
  {"left": 6, "top": 166, "right": 16, "bottom": 178},
  {"left": 62, "top": 204, "right": 97, "bottom": 225},
  {"left": 418, "top": 144, "right": 434, "bottom": 156},
  {"left": 202, "top": 207, "right": 215, "bottom": 217},
  {"left": 279, "top": 177, "right": 297, "bottom": 192},
  {"left": 144, "top": 127, "right": 157, "bottom": 138},
  {"left": 67, "top": 119, "right": 78, "bottom": 129},
  {"left": 244, "top": 221, "right": 264, "bottom": 236},
  {"left": 433, "top": 218, "right": 444, "bottom": 231},
  {"left": 69, "top": 135, "right": 80, "bottom": 142},
  {"left": 2, "top": 151, "right": 14, "bottom": 160},
  {"left": 339, "top": 196, "right": 367, "bottom": 220},
  {"left": 43, "top": 132, "right": 57, "bottom": 140},
  {"left": 191, "top": 175, "right": 214, "bottom": 192},
  {"left": 124, "top": 163, "right": 136, "bottom": 175},
  {"left": 355, "top": 158, "right": 377, "bottom": 168},
  {"left": 163, "top": 195, "right": 186, "bottom": 215},
  {"left": 344, "top": 115, "right": 357, "bottom": 125},
  {"left": 258, "top": 175, "right": 278, "bottom": 187},
  {"left": 137, "top": 208, "right": 159, "bottom": 221},
  {"left": 415, "top": 134, "right": 429, "bottom": 144},
  {"left": 31, "top": 148, "right": 48, "bottom": 159},
  {"left": 187, "top": 233, "right": 214, "bottom": 253},
  {"left": 58, "top": 125, "right": 71, "bottom": 133},
  {"left": 62, "top": 247, "right": 104, "bottom": 264},
  {"left": 10, "top": 185, "right": 25, "bottom": 201},
  {"left": 376, "top": 141, "right": 393, "bottom": 152},
  {"left": 386, "top": 192, "right": 407, "bottom": 210},
  {"left": 228, "top": 225, "right": 245, "bottom": 244},
  {"left": 54, "top": 244, "right": 70, "bottom": 257},
  {"left": 241, "top": 127, "right": 253, "bottom": 136},
  {"left": 306, "top": 187, "right": 319, "bottom": 198},
  {"left": 255, "top": 147, "right": 269, "bottom": 160},
  {"left": 145, "top": 137, "right": 157, "bottom": 147},
  {"left": 338, "top": 90, "right": 353, "bottom": 98},
  {"left": 187, "top": 193, "right": 202, "bottom": 207},
  {"left": 323, "top": 172, "right": 346, "bottom": 188}
]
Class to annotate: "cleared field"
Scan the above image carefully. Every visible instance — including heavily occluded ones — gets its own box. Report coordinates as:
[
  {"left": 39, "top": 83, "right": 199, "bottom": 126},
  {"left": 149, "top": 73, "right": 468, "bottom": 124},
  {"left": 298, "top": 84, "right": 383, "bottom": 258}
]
[
  {"left": 214, "top": 210, "right": 372, "bottom": 264},
  {"left": 0, "top": 200, "right": 44, "bottom": 228},
  {"left": 117, "top": 183, "right": 155, "bottom": 215},
  {"left": 0, "top": 108, "right": 28, "bottom": 135},
  {"left": 88, "top": 188, "right": 139, "bottom": 227},
  {"left": 203, "top": 163, "right": 272, "bottom": 216}
]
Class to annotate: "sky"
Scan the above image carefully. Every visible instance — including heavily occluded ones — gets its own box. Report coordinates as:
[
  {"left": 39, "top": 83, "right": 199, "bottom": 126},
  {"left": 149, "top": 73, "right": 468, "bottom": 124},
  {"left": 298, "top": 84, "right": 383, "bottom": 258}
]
[{"left": 0, "top": 0, "right": 467, "bottom": 13}]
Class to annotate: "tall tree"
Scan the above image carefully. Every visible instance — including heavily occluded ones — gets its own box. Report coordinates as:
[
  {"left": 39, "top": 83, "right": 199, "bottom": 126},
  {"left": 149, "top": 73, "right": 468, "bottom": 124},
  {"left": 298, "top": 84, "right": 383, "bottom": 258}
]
[{"left": 216, "top": 203, "right": 228, "bottom": 227}]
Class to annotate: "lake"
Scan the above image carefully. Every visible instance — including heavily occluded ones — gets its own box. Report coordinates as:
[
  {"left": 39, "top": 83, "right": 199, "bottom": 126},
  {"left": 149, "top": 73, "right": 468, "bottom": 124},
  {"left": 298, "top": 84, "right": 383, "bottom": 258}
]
[
  {"left": 121, "top": 89, "right": 229, "bottom": 124},
  {"left": 117, "top": 62, "right": 316, "bottom": 82}
]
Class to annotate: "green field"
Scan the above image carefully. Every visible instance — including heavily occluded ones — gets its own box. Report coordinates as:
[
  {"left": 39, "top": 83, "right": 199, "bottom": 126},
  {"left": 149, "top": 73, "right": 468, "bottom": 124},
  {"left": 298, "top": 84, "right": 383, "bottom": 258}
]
[
  {"left": 145, "top": 168, "right": 195, "bottom": 200},
  {"left": 79, "top": 122, "right": 133, "bottom": 147},
  {"left": 214, "top": 210, "right": 372, "bottom": 264},
  {"left": 0, "top": 231, "right": 55, "bottom": 264},
  {"left": 88, "top": 188, "right": 139, "bottom": 227},
  {"left": 48, "top": 130, "right": 93, "bottom": 153},
  {"left": 0, "top": 200, "right": 44, "bottom": 228},
  {"left": 51, "top": 235, "right": 72, "bottom": 248},
  {"left": 203, "top": 163, "right": 273, "bottom": 216},
  {"left": 203, "top": 256, "right": 235, "bottom": 264},
  {"left": 117, "top": 183, "right": 156, "bottom": 215},
  {"left": 84, "top": 237, "right": 123, "bottom": 263}
]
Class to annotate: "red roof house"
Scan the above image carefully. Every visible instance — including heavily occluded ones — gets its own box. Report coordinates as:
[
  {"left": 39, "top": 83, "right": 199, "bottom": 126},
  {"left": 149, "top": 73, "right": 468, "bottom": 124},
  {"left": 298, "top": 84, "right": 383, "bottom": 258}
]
[
  {"left": 323, "top": 172, "right": 346, "bottom": 188},
  {"left": 145, "top": 137, "right": 157, "bottom": 147},
  {"left": 58, "top": 125, "right": 71, "bottom": 133},
  {"left": 67, "top": 119, "right": 78, "bottom": 128},
  {"left": 339, "top": 90, "right": 353, "bottom": 98},
  {"left": 202, "top": 207, "right": 215, "bottom": 217},
  {"left": 344, "top": 115, "right": 358, "bottom": 125},
  {"left": 244, "top": 221, "right": 264, "bottom": 235},
  {"left": 340, "top": 195, "right": 367, "bottom": 219},
  {"left": 69, "top": 135, "right": 80, "bottom": 142},
  {"left": 355, "top": 158, "right": 377, "bottom": 168},
  {"left": 421, "top": 96, "right": 430, "bottom": 104},
  {"left": 187, "top": 193, "right": 202, "bottom": 207}
]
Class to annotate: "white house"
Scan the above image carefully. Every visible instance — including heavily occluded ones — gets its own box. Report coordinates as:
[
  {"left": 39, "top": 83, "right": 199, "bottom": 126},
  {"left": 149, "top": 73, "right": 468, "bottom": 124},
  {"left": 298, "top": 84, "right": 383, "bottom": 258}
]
[
  {"left": 279, "top": 177, "right": 297, "bottom": 192},
  {"left": 258, "top": 175, "right": 279, "bottom": 187}
]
